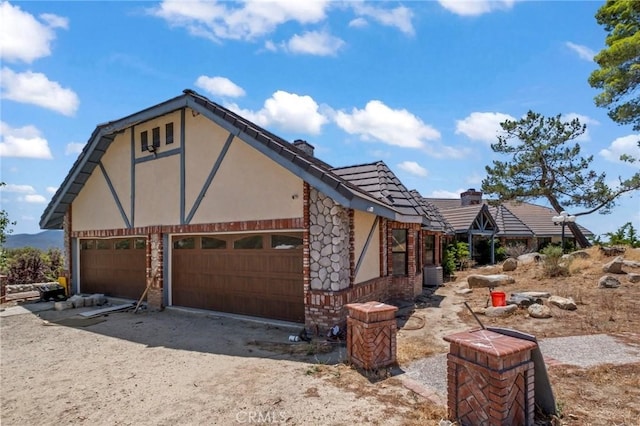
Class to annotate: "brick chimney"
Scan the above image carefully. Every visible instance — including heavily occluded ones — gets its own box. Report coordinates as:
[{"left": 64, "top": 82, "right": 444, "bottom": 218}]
[
  {"left": 460, "top": 188, "right": 482, "bottom": 206},
  {"left": 293, "top": 139, "right": 315, "bottom": 157}
]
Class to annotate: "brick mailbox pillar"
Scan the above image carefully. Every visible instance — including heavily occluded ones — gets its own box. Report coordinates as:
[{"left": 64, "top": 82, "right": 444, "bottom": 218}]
[
  {"left": 444, "top": 329, "right": 537, "bottom": 426},
  {"left": 346, "top": 301, "right": 398, "bottom": 370}
]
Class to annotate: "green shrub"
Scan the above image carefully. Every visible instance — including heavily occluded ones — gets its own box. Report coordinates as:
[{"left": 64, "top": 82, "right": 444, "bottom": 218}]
[
  {"left": 5, "top": 247, "right": 65, "bottom": 285},
  {"left": 540, "top": 244, "right": 570, "bottom": 277}
]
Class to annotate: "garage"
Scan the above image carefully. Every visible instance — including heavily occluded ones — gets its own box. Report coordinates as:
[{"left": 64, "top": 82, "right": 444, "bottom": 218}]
[
  {"left": 79, "top": 238, "right": 147, "bottom": 299},
  {"left": 171, "top": 233, "right": 304, "bottom": 322}
]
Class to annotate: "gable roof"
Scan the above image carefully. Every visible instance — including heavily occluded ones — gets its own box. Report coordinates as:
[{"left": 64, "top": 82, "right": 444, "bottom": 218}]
[
  {"left": 435, "top": 204, "right": 498, "bottom": 234},
  {"left": 426, "top": 197, "right": 593, "bottom": 237},
  {"left": 332, "top": 161, "right": 439, "bottom": 227},
  {"left": 41, "top": 90, "right": 417, "bottom": 230},
  {"left": 409, "top": 190, "right": 454, "bottom": 233}
]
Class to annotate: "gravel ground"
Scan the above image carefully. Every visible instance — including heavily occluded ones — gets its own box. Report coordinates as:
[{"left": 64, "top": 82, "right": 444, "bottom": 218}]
[{"left": 404, "top": 333, "right": 640, "bottom": 398}]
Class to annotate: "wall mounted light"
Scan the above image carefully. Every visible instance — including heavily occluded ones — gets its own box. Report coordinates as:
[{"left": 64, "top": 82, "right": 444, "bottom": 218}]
[{"left": 366, "top": 206, "right": 374, "bottom": 213}]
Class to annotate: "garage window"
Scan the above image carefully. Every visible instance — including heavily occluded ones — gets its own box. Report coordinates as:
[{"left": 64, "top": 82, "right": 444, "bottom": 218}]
[
  {"left": 202, "top": 237, "right": 226, "bottom": 249},
  {"left": 96, "top": 240, "right": 111, "bottom": 250},
  {"left": 134, "top": 238, "right": 146, "bottom": 249},
  {"left": 81, "top": 240, "right": 95, "bottom": 250},
  {"left": 234, "top": 235, "right": 263, "bottom": 249},
  {"left": 174, "top": 237, "right": 196, "bottom": 249},
  {"left": 115, "top": 239, "right": 131, "bottom": 250},
  {"left": 271, "top": 235, "right": 303, "bottom": 249}
]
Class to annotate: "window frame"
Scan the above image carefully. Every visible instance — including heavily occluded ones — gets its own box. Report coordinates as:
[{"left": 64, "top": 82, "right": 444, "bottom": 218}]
[{"left": 392, "top": 229, "right": 408, "bottom": 276}]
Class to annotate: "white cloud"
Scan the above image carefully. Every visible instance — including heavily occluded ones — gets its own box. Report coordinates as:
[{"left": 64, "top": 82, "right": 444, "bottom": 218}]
[
  {"left": 195, "top": 75, "right": 245, "bottom": 98},
  {"left": 348, "top": 17, "right": 368, "bottom": 29},
  {"left": 455, "top": 112, "right": 515, "bottom": 143},
  {"left": 65, "top": 142, "right": 85, "bottom": 155},
  {"left": 565, "top": 42, "right": 595, "bottom": 61},
  {"left": 226, "top": 90, "right": 328, "bottom": 135},
  {"left": 20, "top": 194, "right": 47, "bottom": 204},
  {"left": 335, "top": 100, "right": 440, "bottom": 149},
  {"left": 0, "top": 2, "right": 68, "bottom": 63},
  {"left": 397, "top": 161, "right": 428, "bottom": 177},
  {"left": 46, "top": 186, "right": 58, "bottom": 194},
  {"left": 430, "top": 189, "right": 465, "bottom": 198},
  {"left": 0, "top": 184, "right": 36, "bottom": 193},
  {"left": 286, "top": 30, "right": 345, "bottom": 56},
  {"left": 600, "top": 134, "right": 640, "bottom": 167},
  {"left": 1, "top": 67, "right": 79, "bottom": 116},
  {"left": 350, "top": 3, "right": 414, "bottom": 35},
  {"left": 0, "top": 121, "right": 53, "bottom": 159},
  {"left": 438, "top": 0, "right": 516, "bottom": 16},
  {"left": 151, "top": 0, "right": 329, "bottom": 42}
]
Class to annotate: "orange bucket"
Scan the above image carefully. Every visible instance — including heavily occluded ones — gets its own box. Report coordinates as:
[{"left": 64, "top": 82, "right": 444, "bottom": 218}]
[{"left": 491, "top": 291, "right": 506, "bottom": 307}]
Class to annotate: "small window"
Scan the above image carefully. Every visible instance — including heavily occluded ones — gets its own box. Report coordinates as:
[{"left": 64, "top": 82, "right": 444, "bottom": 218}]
[
  {"left": 141, "top": 131, "right": 149, "bottom": 152},
  {"left": 152, "top": 127, "right": 160, "bottom": 148},
  {"left": 271, "top": 235, "right": 303, "bottom": 249},
  {"left": 392, "top": 229, "right": 407, "bottom": 276},
  {"left": 115, "top": 239, "right": 131, "bottom": 250},
  {"left": 134, "top": 238, "right": 146, "bottom": 249},
  {"left": 174, "top": 237, "right": 195, "bottom": 249},
  {"left": 166, "top": 122, "right": 174, "bottom": 145},
  {"left": 202, "top": 237, "right": 226, "bottom": 249},
  {"left": 423, "top": 234, "right": 436, "bottom": 266},
  {"left": 96, "top": 240, "right": 111, "bottom": 250},
  {"left": 234, "top": 235, "right": 263, "bottom": 249},
  {"left": 81, "top": 240, "right": 95, "bottom": 250}
]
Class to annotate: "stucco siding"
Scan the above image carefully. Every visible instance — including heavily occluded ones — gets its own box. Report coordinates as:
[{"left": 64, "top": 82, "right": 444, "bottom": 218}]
[
  {"left": 71, "top": 165, "right": 127, "bottom": 231},
  {"left": 135, "top": 155, "right": 181, "bottom": 226},
  {"left": 189, "top": 125, "right": 303, "bottom": 224},
  {"left": 133, "top": 110, "right": 182, "bottom": 160},
  {"left": 100, "top": 129, "right": 132, "bottom": 219},
  {"left": 353, "top": 210, "right": 380, "bottom": 284}
]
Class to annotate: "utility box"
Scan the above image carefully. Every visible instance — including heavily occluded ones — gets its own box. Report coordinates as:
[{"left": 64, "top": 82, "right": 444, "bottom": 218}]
[
  {"left": 346, "top": 301, "right": 398, "bottom": 370},
  {"left": 444, "top": 329, "right": 537, "bottom": 425}
]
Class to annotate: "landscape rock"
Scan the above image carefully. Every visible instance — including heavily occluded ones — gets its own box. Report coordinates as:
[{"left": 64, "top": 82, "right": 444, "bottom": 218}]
[
  {"left": 628, "top": 273, "right": 640, "bottom": 284},
  {"left": 600, "top": 246, "right": 626, "bottom": 257},
  {"left": 507, "top": 293, "right": 541, "bottom": 307},
  {"left": 598, "top": 275, "right": 621, "bottom": 288},
  {"left": 455, "top": 288, "right": 473, "bottom": 295},
  {"left": 548, "top": 295, "right": 577, "bottom": 311},
  {"left": 518, "top": 291, "right": 551, "bottom": 299},
  {"left": 502, "top": 258, "right": 518, "bottom": 272},
  {"left": 602, "top": 256, "right": 625, "bottom": 274},
  {"left": 484, "top": 304, "right": 518, "bottom": 317},
  {"left": 54, "top": 300, "right": 73, "bottom": 311},
  {"left": 517, "top": 253, "right": 541, "bottom": 264},
  {"left": 623, "top": 260, "right": 640, "bottom": 269},
  {"left": 467, "top": 274, "right": 515, "bottom": 289},
  {"left": 569, "top": 250, "right": 590, "bottom": 259},
  {"left": 528, "top": 303, "right": 552, "bottom": 319}
]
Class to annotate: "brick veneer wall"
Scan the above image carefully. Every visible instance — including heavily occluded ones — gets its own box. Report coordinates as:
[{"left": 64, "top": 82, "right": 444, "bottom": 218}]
[
  {"left": 444, "top": 329, "right": 536, "bottom": 425},
  {"left": 388, "top": 221, "right": 423, "bottom": 300},
  {"left": 346, "top": 301, "right": 398, "bottom": 370}
]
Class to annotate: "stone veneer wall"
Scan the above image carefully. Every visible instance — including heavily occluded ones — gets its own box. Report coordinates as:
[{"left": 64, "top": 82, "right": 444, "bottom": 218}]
[
  {"left": 308, "top": 189, "right": 350, "bottom": 292},
  {"left": 147, "top": 233, "right": 163, "bottom": 310}
]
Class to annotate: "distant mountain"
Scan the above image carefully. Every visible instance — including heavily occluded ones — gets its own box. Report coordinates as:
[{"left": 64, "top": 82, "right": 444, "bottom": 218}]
[{"left": 4, "top": 230, "right": 64, "bottom": 251}]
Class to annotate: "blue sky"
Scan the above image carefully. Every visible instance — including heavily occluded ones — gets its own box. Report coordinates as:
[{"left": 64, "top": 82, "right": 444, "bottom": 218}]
[{"left": 1, "top": 0, "right": 638, "bottom": 237}]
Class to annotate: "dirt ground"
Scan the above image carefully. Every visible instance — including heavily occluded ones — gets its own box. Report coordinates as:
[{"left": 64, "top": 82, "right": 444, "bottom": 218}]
[{"left": 1, "top": 246, "right": 639, "bottom": 425}]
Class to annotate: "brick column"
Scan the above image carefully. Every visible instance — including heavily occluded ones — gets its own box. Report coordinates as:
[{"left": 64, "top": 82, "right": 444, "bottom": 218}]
[
  {"left": 147, "top": 233, "right": 163, "bottom": 310},
  {"left": 444, "top": 329, "right": 537, "bottom": 425},
  {"left": 346, "top": 301, "right": 398, "bottom": 370}
]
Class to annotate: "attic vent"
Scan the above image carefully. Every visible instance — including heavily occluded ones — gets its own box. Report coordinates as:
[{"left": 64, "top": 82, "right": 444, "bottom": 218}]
[{"left": 293, "top": 139, "right": 315, "bottom": 157}]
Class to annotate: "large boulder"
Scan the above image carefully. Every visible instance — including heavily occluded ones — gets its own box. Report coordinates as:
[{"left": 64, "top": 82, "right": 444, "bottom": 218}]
[
  {"left": 548, "top": 295, "right": 577, "bottom": 311},
  {"left": 628, "top": 273, "right": 640, "bottom": 284},
  {"left": 467, "top": 274, "right": 516, "bottom": 289},
  {"left": 598, "top": 275, "right": 621, "bottom": 288},
  {"left": 602, "top": 256, "right": 625, "bottom": 274},
  {"left": 507, "top": 293, "right": 541, "bottom": 307},
  {"left": 528, "top": 303, "right": 552, "bottom": 319},
  {"left": 569, "top": 250, "right": 590, "bottom": 259},
  {"left": 485, "top": 304, "right": 518, "bottom": 317},
  {"left": 502, "top": 258, "right": 518, "bottom": 272},
  {"left": 518, "top": 291, "right": 551, "bottom": 299},
  {"left": 623, "top": 260, "right": 640, "bottom": 269},
  {"left": 517, "top": 253, "right": 541, "bottom": 264}
]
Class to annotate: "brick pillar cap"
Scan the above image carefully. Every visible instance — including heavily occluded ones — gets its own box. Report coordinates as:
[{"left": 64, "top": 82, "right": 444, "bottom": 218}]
[
  {"left": 346, "top": 301, "right": 398, "bottom": 323},
  {"left": 444, "top": 328, "right": 537, "bottom": 357}
]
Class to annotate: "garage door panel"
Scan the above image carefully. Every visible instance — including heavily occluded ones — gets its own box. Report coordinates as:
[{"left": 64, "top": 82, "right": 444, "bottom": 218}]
[
  {"left": 80, "top": 238, "right": 146, "bottom": 300},
  {"left": 172, "top": 234, "right": 304, "bottom": 322}
]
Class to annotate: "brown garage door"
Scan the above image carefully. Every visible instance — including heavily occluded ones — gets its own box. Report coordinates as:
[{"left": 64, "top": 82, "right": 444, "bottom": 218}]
[
  {"left": 79, "top": 238, "right": 146, "bottom": 299},
  {"left": 171, "top": 233, "right": 304, "bottom": 322}
]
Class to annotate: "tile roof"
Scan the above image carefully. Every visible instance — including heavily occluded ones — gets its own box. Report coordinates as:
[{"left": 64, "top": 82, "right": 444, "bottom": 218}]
[{"left": 332, "top": 161, "right": 440, "bottom": 228}]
